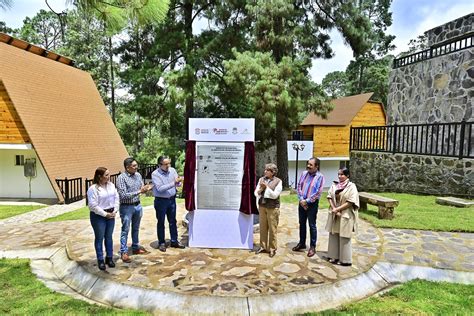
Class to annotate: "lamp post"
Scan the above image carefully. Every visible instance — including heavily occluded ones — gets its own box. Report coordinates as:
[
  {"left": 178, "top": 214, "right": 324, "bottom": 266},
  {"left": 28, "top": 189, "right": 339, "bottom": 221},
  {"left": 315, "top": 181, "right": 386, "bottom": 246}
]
[{"left": 292, "top": 142, "right": 305, "bottom": 189}]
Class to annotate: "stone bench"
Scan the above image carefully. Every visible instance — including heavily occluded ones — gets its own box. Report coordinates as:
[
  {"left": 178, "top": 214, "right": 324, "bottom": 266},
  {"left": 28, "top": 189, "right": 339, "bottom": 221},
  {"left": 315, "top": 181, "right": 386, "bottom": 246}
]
[
  {"left": 359, "top": 192, "right": 399, "bottom": 219},
  {"left": 436, "top": 197, "right": 474, "bottom": 208}
]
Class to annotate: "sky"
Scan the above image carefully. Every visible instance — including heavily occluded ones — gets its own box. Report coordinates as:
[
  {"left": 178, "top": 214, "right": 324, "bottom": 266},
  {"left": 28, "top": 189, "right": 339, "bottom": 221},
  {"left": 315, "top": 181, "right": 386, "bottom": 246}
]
[{"left": 1, "top": 0, "right": 473, "bottom": 83}]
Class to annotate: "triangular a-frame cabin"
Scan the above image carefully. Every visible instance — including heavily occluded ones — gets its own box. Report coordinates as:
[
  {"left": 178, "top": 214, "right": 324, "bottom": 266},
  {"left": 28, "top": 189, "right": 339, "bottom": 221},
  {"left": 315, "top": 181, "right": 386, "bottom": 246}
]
[
  {"left": 0, "top": 33, "right": 128, "bottom": 203},
  {"left": 296, "top": 93, "right": 386, "bottom": 181}
]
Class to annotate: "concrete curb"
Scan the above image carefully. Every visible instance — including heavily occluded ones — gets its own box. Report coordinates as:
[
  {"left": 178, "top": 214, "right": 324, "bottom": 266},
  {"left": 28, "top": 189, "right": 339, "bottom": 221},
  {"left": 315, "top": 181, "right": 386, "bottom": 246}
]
[{"left": 3, "top": 247, "right": 474, "bottom": 315}]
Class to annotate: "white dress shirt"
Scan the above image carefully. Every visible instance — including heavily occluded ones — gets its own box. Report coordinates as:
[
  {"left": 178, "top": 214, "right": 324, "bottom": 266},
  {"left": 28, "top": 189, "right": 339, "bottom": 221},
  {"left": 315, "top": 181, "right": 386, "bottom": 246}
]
[
  {"left": 254, "top": 177, "right": 283, "bottom": 199},
  {"left": 87, "top": 182, "right": 120, "bottom": 217}
]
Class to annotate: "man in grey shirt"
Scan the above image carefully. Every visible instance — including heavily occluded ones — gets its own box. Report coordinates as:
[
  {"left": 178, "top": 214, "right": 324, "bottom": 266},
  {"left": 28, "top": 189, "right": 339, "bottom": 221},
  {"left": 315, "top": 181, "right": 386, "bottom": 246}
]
[
  {"left": 152, "top": 155, "right": 185, "bottom": 252},
  {"left": 116, "top": 157, "right": 152, "bottom": 262}
]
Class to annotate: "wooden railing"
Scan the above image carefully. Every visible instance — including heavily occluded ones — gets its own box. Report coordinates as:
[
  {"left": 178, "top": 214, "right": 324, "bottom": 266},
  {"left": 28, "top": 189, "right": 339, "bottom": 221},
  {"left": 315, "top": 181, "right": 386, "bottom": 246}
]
[
  {"left": 55, "top": 177, "right": 83, "bottom": 204},
  {"left": 350, "top": 120, "right": 474, "bottom": 159},
  {"left": 57, "top": 163, "right": 155, "bottom": 205}
]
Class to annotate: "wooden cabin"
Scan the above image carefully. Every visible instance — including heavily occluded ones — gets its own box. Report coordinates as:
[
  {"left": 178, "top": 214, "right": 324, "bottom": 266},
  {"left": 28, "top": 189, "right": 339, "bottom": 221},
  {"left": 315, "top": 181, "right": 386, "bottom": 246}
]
[
  {"left": 0, "top": 32, "right": 128, "bottom": 202},
  {"left": 297, "top": 93, "right": 386, "bottom": 182}
]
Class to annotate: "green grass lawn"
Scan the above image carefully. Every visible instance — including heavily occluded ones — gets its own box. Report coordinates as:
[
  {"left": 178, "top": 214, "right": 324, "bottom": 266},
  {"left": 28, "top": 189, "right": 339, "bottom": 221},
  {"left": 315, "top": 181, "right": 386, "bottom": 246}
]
[
  {"left": 0, "top": 258, "right": 148, "bottom": 315},
  {"left": 2, "top": 258, "right": 472, "bottom": 315},
  {"left": 315, "top": 279, "right": 474, "bottom": 315},
  {"left": 359, "top": 192, "right": 474, "bottom": 232},
  {"left": 0, "top": 205, "right": 46, "bottom": 220},
  {"left": 43, "top": 196, "right": 177, "bottom": 222}
]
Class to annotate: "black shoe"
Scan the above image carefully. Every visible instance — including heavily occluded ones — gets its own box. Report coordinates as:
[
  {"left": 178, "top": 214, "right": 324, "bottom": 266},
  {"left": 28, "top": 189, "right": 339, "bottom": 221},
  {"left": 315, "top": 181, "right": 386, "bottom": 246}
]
[
  {"left": 158, "top": 244, "right": 167, "bottom": 252},
  {"left": 255, "top": 247, "right": 267, "bottom": 254},
  {"left": 98, "top": 260, "right": 106, "bottom": 271},
  {"left": 170, "top": 242, "right": 185, "bottom": 249},
  {"left": 105, "top": 257, "right": 115, "bottom": 268},
  {"left": 292, "top": 243, "right": 306, "bottom": 251},
  {"left": 340, "top": 262, "right": 352, "bottom": 266}
]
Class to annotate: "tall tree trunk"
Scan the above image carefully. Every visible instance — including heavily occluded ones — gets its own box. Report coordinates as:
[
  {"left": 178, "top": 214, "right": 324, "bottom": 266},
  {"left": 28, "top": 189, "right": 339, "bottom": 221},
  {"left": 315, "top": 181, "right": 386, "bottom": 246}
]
[
  {"left": 273, "top": 15, "right": 290, "bottom": 188},
  {"left": 357, "top": 60, "right": 364, "bottom": 94},
  {"left": 108, "top": 36, "right": 116, "bottom": 124},
  {"left": 183, "top": 1, "right": 194, "bottom": 140},
  {"left": 276, "top": 110, "right": 289, "bottom": 188}
]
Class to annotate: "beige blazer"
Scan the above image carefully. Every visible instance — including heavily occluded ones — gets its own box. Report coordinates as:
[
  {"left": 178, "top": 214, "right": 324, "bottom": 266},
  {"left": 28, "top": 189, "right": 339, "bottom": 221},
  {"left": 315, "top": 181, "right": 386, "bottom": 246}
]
[{"left": 325, "top": 182, "right": 360, "bottom": 238}]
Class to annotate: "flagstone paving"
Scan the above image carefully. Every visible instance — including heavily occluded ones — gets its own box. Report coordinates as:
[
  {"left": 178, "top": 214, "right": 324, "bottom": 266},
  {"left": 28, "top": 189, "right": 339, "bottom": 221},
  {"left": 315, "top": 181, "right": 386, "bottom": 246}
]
[
  {"left": 0, "top": 201, "right": 473, "bottom": 310},
  {"left": 0, "top": 199, "right": 84, "bottom": 226}
]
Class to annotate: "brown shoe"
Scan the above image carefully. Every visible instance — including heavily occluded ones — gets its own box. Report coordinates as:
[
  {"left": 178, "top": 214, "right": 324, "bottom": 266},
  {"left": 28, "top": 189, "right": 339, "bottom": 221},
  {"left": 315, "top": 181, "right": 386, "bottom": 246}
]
[
  {"left": 132, "top": 248, "right": 149, "bottom": 255},
  {"left": 269, "top": 250, "right": 276, "bottom": 258},
  {"left": 292, "top": 243, "right": 306, "bottom": 251},
  {"left": 307, "top": 247, "right": 316, "bottom": 257},
  {"left": 121, "top": 253, "right": 132, "bottom": 263}
]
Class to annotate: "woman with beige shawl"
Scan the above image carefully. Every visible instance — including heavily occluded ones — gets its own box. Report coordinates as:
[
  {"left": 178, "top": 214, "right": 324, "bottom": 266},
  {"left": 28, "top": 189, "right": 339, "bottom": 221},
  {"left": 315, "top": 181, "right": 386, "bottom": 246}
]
[{"left": 325, "top": 167, "right": 359, "bottom": 266}]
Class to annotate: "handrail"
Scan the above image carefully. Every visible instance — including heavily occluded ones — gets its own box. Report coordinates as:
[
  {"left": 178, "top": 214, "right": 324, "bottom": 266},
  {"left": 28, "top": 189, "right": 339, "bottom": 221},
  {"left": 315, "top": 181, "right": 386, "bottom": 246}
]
[{"left": 393, "top": 32, "right": 474, "bottom": 69}]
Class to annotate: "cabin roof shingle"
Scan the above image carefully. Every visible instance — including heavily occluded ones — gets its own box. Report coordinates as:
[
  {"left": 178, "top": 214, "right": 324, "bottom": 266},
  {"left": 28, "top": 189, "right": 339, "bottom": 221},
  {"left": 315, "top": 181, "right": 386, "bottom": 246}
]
[
  {"left": 0, "top": 34, "right": 128, "bottom": 202},
  {"left": 301, "top": 92, "right": 375, "bottom": 126}
]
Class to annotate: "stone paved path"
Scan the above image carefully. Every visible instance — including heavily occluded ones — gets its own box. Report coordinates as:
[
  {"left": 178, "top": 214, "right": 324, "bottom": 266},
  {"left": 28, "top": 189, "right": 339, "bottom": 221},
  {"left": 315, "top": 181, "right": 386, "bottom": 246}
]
[
  {"left": 0, "top": 201, "right": 473, "bottom": 313},
  {"left": 0, "top": 199, "right": 84, "bottom": 226}
]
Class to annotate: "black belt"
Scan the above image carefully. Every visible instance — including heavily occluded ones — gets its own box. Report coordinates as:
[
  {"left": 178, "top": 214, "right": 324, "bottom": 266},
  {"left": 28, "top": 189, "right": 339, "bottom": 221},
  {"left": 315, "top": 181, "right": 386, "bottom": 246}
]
[
  {"left": 155, "top": 196, "right": 176, "bottom": 200},
  {"left": 104, "top": 208, "right": 114, "bottom": 213},
  {"left": 121, "top": 201, "right": 140, "bottom": 206}
]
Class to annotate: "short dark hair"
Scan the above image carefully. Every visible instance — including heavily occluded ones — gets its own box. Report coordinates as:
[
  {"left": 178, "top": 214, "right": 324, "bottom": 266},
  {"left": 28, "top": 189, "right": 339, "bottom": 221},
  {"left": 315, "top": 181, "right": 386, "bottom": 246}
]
[
  {"left": 123, "top": 157, "right": 136, "bottom": 169},
  {"left": 339, "top": 167, "right": 350, "bottom": 177},
  {"left": 157, "top": 155, "right": 170, "bottom": 166},
  {"left": 308, "top": 157, "right": 320, "bottom": 170}
]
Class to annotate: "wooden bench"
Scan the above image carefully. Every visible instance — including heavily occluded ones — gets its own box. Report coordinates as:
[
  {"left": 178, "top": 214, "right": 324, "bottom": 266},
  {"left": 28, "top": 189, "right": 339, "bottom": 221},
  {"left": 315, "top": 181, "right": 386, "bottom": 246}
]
[{"left": 359, "top": 192, "right": 399, "bottom": 219}]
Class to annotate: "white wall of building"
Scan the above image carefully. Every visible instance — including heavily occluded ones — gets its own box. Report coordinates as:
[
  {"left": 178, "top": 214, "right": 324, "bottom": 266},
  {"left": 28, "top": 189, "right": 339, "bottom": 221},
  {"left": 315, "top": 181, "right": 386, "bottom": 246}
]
[
  {"left": 0, "top": 149, "right": 56, "bottom": 198},
  {"left": 320, "top": 160, "right": 346, "bottom": 188},
  {"left": 287, "top": 140, "right": 313, "bottom": 189},
  {"left": 287, "top": 138, "right": 349, "bottom": 189}
]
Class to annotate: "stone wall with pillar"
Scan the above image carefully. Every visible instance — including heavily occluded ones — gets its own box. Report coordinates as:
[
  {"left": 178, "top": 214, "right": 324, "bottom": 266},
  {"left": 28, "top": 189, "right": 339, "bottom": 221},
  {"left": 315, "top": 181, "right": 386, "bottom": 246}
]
[{"left": 350, "top": 151, "right": 474, "bottom": 198}]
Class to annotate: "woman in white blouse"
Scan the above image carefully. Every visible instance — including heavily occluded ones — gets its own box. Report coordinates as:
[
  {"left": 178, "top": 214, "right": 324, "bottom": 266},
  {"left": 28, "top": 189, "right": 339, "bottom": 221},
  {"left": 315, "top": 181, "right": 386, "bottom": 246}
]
[
  {"left": 254, "top": 163, "right": 283, "bottom": 258},
  {"left": 87, "top": 167, "right": 120, "bottom": 271}
]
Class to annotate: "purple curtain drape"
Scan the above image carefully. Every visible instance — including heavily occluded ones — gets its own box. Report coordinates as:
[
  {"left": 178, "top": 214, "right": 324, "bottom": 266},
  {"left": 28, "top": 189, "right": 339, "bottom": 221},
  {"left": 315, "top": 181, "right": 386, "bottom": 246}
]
[
  {"left": 239, "top": 141, "right": 258, "bottom": 215},
  {"left": 184, "top": 140, "right": 196, "bottom": 211}
]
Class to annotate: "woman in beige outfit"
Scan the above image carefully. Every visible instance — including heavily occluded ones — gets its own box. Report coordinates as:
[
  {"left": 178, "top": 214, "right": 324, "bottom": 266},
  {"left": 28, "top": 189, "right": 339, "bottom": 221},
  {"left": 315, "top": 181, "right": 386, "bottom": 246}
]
[
  {"left": 254, "top": 163, "right": 282, "bottom": 258},
  {"left": 325, "top": 167, "right": 359, "bottom": 266}
]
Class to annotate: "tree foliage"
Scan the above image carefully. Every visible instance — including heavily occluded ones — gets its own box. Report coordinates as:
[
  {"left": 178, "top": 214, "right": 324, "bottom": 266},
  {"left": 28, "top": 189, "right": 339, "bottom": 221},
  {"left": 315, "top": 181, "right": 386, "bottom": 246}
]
[
  {"left": 224, "top": 50, "right": 330, "bottom": 148},
  {"left": 5, "top": 0, "right": 397, "bottom": 172},
  {"left": 0, "top": 0, "right": 12, "bottom": 11},
  {"left": 74, "top": 0, "right": 170, "bottom": 34},
  {"left": 18, "top": 10, "right": 64, "bottom": 50},
  {"left": 321, "top": 71, "right": 349, "bottom": 99}
]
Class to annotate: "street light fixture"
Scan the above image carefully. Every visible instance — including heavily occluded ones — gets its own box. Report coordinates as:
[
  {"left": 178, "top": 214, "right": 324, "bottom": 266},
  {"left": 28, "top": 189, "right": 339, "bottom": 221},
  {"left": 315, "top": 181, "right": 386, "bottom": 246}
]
[{"left": 292, "top": 142, "right": 305, "bottom": 189}]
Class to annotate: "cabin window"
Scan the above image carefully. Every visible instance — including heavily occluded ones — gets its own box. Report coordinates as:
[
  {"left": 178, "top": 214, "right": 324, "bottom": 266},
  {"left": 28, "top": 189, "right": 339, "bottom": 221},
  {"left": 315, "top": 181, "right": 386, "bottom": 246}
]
[{"left": 15, "top": 155, "right": 25, "bottom": 166}]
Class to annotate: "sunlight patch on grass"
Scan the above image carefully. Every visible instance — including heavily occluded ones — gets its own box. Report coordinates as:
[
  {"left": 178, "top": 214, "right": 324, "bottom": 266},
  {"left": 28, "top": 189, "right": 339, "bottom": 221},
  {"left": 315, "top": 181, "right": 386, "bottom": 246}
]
[
  {"left": 0, "top": 205, "right": 46, "bottom": 220},
  {"left": 0, "top": 258, "right": 149, "bottom": 315},
  {"left": 314, "top": 279, "right": 474, "bottom": 315}
]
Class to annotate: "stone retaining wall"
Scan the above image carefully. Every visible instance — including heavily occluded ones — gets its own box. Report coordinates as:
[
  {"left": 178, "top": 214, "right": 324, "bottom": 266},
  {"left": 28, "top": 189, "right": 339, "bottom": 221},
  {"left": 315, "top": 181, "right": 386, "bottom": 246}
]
[
  {"left": 426, "top": 13, "right": 473, "bottom": 46},
  {"left": 350, "top": 151, "right": 474, "bottom": 198},
  {"left": 387, "top": 48, "right": 473, "bottom": 124},
  {"left": 387, "top": 14, "right": 474, "bottom": 125}
]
